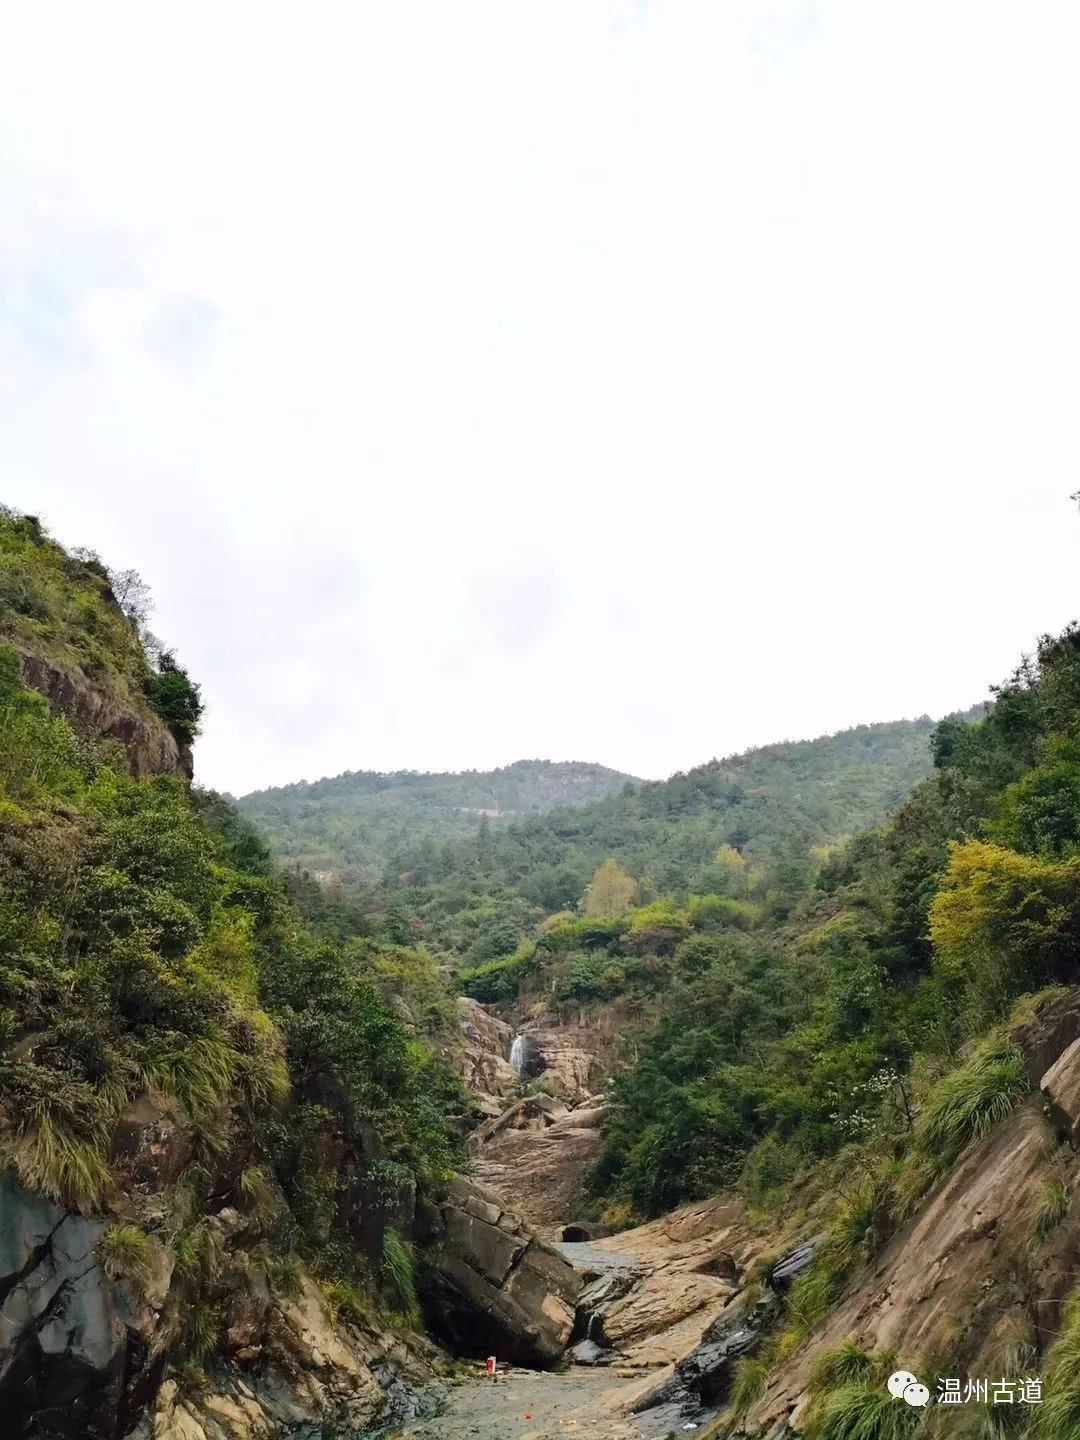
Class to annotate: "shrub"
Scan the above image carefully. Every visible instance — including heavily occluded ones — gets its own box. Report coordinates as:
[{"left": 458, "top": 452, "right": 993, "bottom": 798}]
[
  {"left": 930, "top": 842, "right": 1080, "bottom": 1018},
  {"left": 626, "top": 900, "right": 690, "bottom": 951},
  {"left": 145, "top": 659, "right": 203, "bottom": 746},
  {"left": 458, "top": 942, "right": 537, "bottom": 1003}
]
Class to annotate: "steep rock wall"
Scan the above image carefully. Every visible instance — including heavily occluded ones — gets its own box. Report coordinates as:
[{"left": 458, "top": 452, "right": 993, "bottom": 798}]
[{"left": 19, "top": 653, "right": 190, "bottom": 780}]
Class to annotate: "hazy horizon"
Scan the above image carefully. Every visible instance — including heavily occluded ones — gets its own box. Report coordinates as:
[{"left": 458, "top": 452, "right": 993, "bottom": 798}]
[{"left": 4, "top": 3, "right": 1078, "bottom": 794}]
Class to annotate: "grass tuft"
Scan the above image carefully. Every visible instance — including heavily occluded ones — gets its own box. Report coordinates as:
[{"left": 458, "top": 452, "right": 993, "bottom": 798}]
[
  {"left": 914, "top": 1036, "right": 1028, "bottom": 1169},
  {"left": 1031, "top": 1178, "right": 1071, "bottom": 1245},
  {"left": 1032, "top": 1288, "right": 1080, "bottom": 1439},
  {"left": 381, "top": 1227, "right": 420, "bottom": 1325},
  {"left": 729, "top": 1356, "right": 769, "bottom": 1416},
  {"left": 98, "top": 1223, "right": 151, "bottom": 1282},
  {"left": 806, "top": 1381, "right": 926, "bottom": 1440},
  {"left": 811, "top": 1340, "right": 876, "bottom": 1394},
  {"left": 238, "top": 1166, "right": 279, "bottom": 1225},
  {"left": 0, "top": 1075, "right": 115, "bottom": 1211}
]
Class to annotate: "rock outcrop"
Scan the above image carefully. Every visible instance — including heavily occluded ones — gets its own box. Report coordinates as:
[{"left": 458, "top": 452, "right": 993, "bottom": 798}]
[
  {"left": 557, "top": 1196, "right": 765, "bottom": 1384},
  {"left": 469, "top": 1094, "right": 610, "bottom": 1233},
  {"left": 422, "top": 1178, "right": 580, "bottom": 1367},
  {"left": 745, "top": 996, "right": 1080, "bottom": 1435},
  {"left": 0, "top": 1169, "right": 445, "bottom": 1440},
  {"left": 19, "top": 653, "right": 189, "bottom": 780},
  {"left": 455, "top": 999, "right": 516, "bottom": 1113},
  {"left": 510, "top": 1025, "right": 603, "bottom": 1104}
]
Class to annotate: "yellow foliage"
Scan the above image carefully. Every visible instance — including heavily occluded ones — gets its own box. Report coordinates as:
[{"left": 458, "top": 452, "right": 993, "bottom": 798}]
[
  {"left": 930, "top": 840, "right": 1080, "bottom": 967},
  {"left": 584, "top": 859, "right": 639, "bottom": 918}
]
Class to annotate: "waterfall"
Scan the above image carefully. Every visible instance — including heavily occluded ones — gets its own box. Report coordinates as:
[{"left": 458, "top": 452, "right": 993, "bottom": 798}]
[{"left": 509, "top": 1034, "right": 525, "bottom": 1077}]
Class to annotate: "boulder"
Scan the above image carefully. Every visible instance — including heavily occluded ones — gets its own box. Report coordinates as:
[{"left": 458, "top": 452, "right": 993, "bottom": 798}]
[
  {"left": 1042, "top": 1035, "right": 1080, "bottom": 1144},
  {"left": 422, "top": 1178, "right": 580, "bottom": 1367}
]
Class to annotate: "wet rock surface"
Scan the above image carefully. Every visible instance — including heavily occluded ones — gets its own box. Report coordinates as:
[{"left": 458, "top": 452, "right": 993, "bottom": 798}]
[{"left": 767, "top": 1235, "right": 825, "bottom": 1292}]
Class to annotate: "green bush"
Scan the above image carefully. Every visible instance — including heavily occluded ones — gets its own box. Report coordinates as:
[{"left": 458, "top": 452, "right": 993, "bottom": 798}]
[
  {"left": 458, "top": 945, "right": 535, "bottom": 1003},
  {"left": 145, "top": 659, "right": 203, "bottom": 745}
]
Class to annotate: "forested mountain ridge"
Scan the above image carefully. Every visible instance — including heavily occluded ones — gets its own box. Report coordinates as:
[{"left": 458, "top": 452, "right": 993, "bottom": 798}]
[
  {"left": 243, "top": 718, "right": 950, "bottom": 968},
  {"left": 237, "top": 758, "right": 636, "bottom": 888}
]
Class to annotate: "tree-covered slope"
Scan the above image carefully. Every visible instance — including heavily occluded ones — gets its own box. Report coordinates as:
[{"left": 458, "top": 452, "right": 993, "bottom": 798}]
[
  {"left": 0, "top": 509, "right": 468, "bottom": 1429},
  {"left": 238, "top": 759, "right": 637, "bottom": 888},
  {"left": 241, "top": 719, "right": 945, "bottom": 966}
]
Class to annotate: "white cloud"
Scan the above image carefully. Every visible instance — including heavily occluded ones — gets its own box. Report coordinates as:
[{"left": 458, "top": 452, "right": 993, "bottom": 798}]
[{"left": 2, "top": 1, "right": 1079, "bottom": 793}]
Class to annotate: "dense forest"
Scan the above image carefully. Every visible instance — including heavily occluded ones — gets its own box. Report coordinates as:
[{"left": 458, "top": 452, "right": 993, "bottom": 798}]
[
  {"left": 237, "top": 760, "right": 636, "bottom": 889},
  {"left": 245, "top": 717, "right": 947, "bottom": 967}
]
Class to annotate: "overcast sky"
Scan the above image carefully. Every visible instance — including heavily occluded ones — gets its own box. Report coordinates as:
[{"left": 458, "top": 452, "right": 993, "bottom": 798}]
[{"left": 3, "top": 3, "right": 1079, "bottom": 795}]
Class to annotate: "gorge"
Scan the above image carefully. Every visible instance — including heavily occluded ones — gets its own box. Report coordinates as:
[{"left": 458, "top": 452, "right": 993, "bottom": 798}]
[{"left": 5, "top": 506, "right": 1080, "bottom": 1440}]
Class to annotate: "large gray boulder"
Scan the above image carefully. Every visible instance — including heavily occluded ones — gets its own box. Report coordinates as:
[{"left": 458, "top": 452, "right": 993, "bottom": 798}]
[
  {"left": 422, "top": 1178, "right": 580, "bottom": 1367},
  {"left": 0, "top": 1176, "right": 141, "bottom": 1436}
]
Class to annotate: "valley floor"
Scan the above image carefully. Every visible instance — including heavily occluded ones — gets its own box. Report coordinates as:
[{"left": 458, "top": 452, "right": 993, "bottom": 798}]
[{"left": 395, "top": 1367, "right": 640, "bottom": 1440}]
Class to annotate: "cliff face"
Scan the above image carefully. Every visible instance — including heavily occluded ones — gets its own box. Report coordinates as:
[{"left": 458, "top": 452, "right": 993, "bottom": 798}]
[
  {"left": 19, "top": 653, "right": 190, "bottom": 780},
  {"left": 0, "top": 1107, "right": 443, "bottom": 1440}
]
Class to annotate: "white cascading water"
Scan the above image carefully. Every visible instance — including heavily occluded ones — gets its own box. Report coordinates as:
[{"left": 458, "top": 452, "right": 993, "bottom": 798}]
[{"left": 509, "top": 1034, "right": 525, "bottom": 1077}]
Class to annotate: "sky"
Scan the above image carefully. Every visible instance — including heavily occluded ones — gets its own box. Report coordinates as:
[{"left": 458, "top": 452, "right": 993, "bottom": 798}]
[{"left": 3, "top": 2, "right": 1080, "bottom": 795}]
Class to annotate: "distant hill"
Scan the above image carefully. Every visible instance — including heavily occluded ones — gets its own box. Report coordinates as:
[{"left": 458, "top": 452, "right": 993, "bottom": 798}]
[
  {"left": 237, "top": 759, "right": 637, "bottom": 887},
  {"left": 238, "top": 718, "right": 958, "bottom": 963},
  {"left": 390, "top": 717, "right": 947, "bottom": 922}
]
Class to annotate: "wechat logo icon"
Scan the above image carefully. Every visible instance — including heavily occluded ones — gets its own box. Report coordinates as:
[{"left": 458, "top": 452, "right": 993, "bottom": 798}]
[{"left": 888, "top": 1370, "right": 930, "bottom": 1407}]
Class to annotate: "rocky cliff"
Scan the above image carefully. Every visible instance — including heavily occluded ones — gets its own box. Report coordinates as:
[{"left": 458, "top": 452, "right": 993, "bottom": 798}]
[
  {"left": 19, "top": 652, "right": 190, "bottom": 780},
  {"left": 451, "top": 998, "right": 612, "bottom": 1235}
]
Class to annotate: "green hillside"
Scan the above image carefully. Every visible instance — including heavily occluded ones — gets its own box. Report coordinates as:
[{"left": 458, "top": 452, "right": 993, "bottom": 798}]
[
  {"left": 237, "top": 759, "right": 637, "bottom": 888},
  {"left": 0, "top": 508, "right": 464, "bottom": 1378}
]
